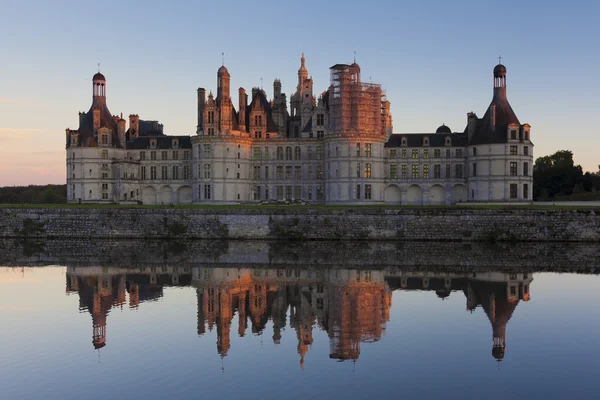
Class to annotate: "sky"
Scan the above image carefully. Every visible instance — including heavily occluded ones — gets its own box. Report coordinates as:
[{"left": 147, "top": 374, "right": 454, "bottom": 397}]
[{"left": 0, "top": 0, "right": 598, "bottom": 186}]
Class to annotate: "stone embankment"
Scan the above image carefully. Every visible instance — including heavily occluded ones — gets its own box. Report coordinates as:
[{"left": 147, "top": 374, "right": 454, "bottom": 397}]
[{"left": 0, "top": 208, "right": 598, "bottom": 242}]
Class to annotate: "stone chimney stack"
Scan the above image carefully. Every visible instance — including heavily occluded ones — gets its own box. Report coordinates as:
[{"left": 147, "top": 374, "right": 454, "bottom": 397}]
[
  {"left": 467, "top": 112, "right": 477, "bottom": 141},
  {"left": 118, "top": 116, "right": 127, "bottom": 145},
  {"left": 238, "top": 87, "right": 247, "bottom": 132},
  {"left": 129, "top": 114, "right": 140, "bottom": 140},
  {"left": 79, "top": 112, "right": 86, "bottom": 126},
  {"left": 197, "top": 88, "right": 206, "bottom": 134}
]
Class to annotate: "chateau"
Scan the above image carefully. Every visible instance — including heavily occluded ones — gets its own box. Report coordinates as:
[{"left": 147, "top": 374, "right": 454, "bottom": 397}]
[{"left": 66, "top": 56, "right": 533, "bottom": 204}]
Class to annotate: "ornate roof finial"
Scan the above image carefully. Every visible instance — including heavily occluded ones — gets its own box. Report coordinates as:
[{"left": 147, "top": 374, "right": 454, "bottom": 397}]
[
  {"left": 98, "top": 63, "right": 100, "bottom": 73},
  {"left": 222, "top": 52, "right": 224, "bottom": 66},
  {"left": 498, "top": 55, "right": 502, "bottom": 64}
]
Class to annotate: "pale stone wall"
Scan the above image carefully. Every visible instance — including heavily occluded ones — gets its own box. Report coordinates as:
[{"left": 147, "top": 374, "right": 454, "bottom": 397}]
[{"left": 1, "top": 208, "right": 598, "bottom": 242}]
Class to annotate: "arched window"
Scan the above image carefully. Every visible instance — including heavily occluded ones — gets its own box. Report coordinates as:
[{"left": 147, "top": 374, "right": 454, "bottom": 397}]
[
  {"left": 277, "top": 146, "right": 283, "bottom": 160},
  {"left": 294, "top": 146, "right": 301, "bottom": 160},
  {"left": 285, "top": 146, "right": 292, "bottom": 160}
]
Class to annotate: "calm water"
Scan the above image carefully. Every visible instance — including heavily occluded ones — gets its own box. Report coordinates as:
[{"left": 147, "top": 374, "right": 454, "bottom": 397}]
[{"left": 1, "top": 260, "right": 599, "bottom": 399}]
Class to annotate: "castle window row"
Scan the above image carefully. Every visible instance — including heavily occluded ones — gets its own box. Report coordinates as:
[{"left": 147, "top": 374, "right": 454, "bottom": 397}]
[{"left": 388, "top": 148, "right": 464, "bottom": 159}]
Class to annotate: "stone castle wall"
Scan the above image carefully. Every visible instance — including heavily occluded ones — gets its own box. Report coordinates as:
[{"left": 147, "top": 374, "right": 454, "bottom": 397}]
[{"left": 0, "top": 208, "right": 598, "bottom": 242}]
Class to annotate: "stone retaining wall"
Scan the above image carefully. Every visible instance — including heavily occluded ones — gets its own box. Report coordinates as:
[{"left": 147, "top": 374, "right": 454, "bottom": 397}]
[{"left": 0, "top": 208, "right": 598, "bottom": 241}]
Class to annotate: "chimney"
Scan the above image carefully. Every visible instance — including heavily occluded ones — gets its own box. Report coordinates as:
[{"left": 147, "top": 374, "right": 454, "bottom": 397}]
[
  {"left": 238, "top": 87, "right": 247, "bottom": 132},
  {"left": 129, "top": 114, "right": 139, "bottom": 140},
  {"left": 197, "top": 88, "right": 206, "bottom": 134},
  {"left": 118, "top": 117, "right": 127, "bottom": 145},
  {"left": 93, "top": 108, "right": 101, "bottom": 129},
  {"left": 467, "top": 112, "right": 477, "bottom": 141},
  {"left": 78, "top": 112, "right": 86, "bottom": 126},
  {"left": 490, "top": 104, "right": 496, "bottom": 130}
]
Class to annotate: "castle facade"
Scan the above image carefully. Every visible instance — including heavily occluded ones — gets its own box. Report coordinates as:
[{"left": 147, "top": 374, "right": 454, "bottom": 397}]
[{"left": 66, "top": 56, "right": 533, "bottom": 204}]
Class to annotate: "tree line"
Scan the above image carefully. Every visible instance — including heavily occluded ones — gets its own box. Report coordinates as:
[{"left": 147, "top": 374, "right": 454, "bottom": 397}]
[
  {"left": 533, "top": 150, "right": 600, "bottom": 200},
  {"left": 0, "top": 185, "right": 67, "bottom": 204}
]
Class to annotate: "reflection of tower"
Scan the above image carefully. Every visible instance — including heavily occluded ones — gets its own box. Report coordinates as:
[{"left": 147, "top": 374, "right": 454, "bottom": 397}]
[
  {"left": 468, "top": 273, "right": 533, "bottom": 362},
  {"left": 216, "top": 288, "right": 233, "bottom": 357},
  {"left": 271, "top": 289, "right": 288, "bottom": 344}
]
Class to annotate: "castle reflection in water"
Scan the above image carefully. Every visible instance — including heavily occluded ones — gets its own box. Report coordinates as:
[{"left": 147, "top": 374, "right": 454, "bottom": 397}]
[{"left": 66, "top": 266, "right": 532, "bottom": 366}]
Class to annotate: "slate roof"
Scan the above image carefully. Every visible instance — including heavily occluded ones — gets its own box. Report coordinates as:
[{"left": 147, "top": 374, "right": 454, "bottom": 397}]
[
  {"left": 385, "top": 132, "right": 468, "bottom": 147},
  {"left": 74, "top": 98, "right": 119, "bottom": 147},
  {"left": 467, "top": 90, "right": 521, "bottom": 145},
  {"left": 126, "top": 135, "right": 192, "bottom": 150}
]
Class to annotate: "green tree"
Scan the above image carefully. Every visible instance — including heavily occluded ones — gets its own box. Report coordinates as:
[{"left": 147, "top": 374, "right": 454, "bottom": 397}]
[{"left": 533, "top": 150, "right": 583, "bottom": 199}]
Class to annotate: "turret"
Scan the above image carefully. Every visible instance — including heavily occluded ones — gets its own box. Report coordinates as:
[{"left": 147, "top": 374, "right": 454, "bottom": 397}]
[
  {"left": 92, "top": 71, "right": 106, "bottom": 105},
  {"left": 117, "top": 115, "right": 126, "bottom": 145},
  {"left": 467, "top": 112, "right": 477, "bottom": 140}
]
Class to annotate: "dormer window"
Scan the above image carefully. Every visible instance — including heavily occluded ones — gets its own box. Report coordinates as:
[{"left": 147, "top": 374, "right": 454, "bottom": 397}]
[
  {"left": 401, "top": 137, "right": 407, "bottom": 147},
  {"left": 173, "top": 139, "right": 179, "bottom": 148},
  {"left": 101, "top": 134, "right": 108, "bottom": 145},
  {"left": 510, "top": 130, "right": 517, "bottom": 140},
  {"left": 423, "top": 136, "right": 429, "bottom": 146},
  {"left": 150, "top": 140, "right": 157, "bottom": 149},
  {"left": 445, "top": 136, "right": 451, "bottom": 146},
  {"left": 71, "top": 136, "right": 77, "bottom": 145}
]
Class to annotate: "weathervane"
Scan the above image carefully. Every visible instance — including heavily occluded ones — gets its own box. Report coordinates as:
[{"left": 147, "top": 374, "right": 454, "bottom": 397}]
[
  {"left": 353, "top": 50, "right": 356, "bottom": 63},
  {"left": 98, "top": 63, "right": 100, "bottom": 73},
  {"left": 498, "top": 55, "right": 502, "bottom": 64},
  {"left": 222, "top": 52, "right": 224, "bottom": 66}
]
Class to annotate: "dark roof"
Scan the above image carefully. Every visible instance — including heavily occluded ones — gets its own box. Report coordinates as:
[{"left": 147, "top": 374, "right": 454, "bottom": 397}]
[
  {"left": 74, "top": 98, "right": 119, "bottom": 147},
  {"left": 247, "top": 89, "right": 278, "bottom": 133},
  {"left": 302, "top": 117, "right": 313, "bottom": 132},
  {"left": 385, "top": 133, "right": 468, "bottom": 147},
  {"left": 218, "top": 65, "right": 229, "bottom": 76},
  {"left": 93, "top": 72, "right": 106, "bottom": 81},
  {"left": 467, "top": 91, "right": 521, "bottom": 145},
  {"left": 436, "top": 124, "right": 451, "bottom": 134},
  {"left": 494, "top": 64, "right": 507, "bottom": 76},
  {"left": 126, "top": 135, "right": 192, "bottom": 150}
]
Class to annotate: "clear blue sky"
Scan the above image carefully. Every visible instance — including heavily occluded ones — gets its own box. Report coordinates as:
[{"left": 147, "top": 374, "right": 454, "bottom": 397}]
[{"left": 0, "top": 0, "right": 598, "bottom": 185}]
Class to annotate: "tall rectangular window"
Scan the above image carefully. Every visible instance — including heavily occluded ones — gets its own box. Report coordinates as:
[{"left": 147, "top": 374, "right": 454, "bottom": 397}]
[
  {"left": 102, "top": 150, "right": 108, "bottom": 159},
  {"left": 184, "top": 151, "right": 190, "bottom": 160},
  {"left": 401, "top": 149, "right": 407, "bottom": 159},
  {"left": 472, "top": 163, "right": 477, "bottom": 177},
  {"left": 523, "top": 162, "right": 529, "bottom": 176},
  {"left": 140, "top": 151, "right": 146, "bottom": 160},
  {"left": 511, "top": 130, "right": 517, "bottom": 140},
  {"left": 285, "top": 166, "right": 293, "bottom": 179},
  {"left": 316, "top": 165, "right": 324, "bottom": 179},
  {"left": 455, "top": 149, "right": 463, "bottom": 158},
  {"left": 307, "top": 146, "right": 312, "bottom": 160},
  {"left": 294, "top": 166, "right": 301, "bottom": 180},
  {"left": 365, "top": 143, "right": 372, "bottom": 157},
  {"left": 510, "top": 184, "right": 518, "bottom": 199},
  {"left": 401, "top": 164, "right": 407, "bottom": 178},
  {"left": 316, "top": 146, "right": 324, "bottom": 160},
  {"left": 357, "top": 163, "right": 361, "bottom": 178},
  {"left": 253, "top": 185, "right": 261, "bottom": 200},
  {"left": 285, "top": 186, "right": 292, "bottom": 201},
  {"left": 455, "top": 164, "right": 463, "bottom": 178},
  {"left": 317, "top": 114, "right": 324, "bottom": 126},
  {"left": 204, "top": 164, "right": 211, "bottom": 179},
  {"left": 473, "top": 147, "right": 477, "bottom": 156},
  {"left": 423, "top": 164, "right": 429, "bottom": 178},
  {"left": 253, "top": 166, "right": 260, "bottom": 180},
  {"left": 356, "top": 184, "right": 361, "bottom": 199},
  {"left": 141, "top": 166, "right": 146, "bottom": 180},
  {"left": 276, "top": 186, "right": 284, "bottom": 200},
  {"left": 434, "top": 149, "right": 441, "bottom": 158},
  {"left": 423, "top": 149, "right": 429, "bottom": 159},
  {"left": 294, "top": 186, "right": 301, "bottom": 199},
  {"left": 253, "top": 147, "right": 261, "bottom": 160},
  {"left": 172, "top": 165, "right": 179, "bottom": 180},
  {"left": 510, "top": 146, "right": 518, "bottom": 155},
  {"left": 356, "top": 143, "right": 361, "bottom": 157},
  {"left": 390, "top": 164, "right": 397, "bottom": 179},
  {"left": 204, "top": 184, "right": 211, "bottom": 200},
  {"left": 390, "top": 149, "right": 397, "bottom": 158},
  {"left": 316, "top": 185, "right": 324, "bottom": 201},
  {"left": 150, "top": 151, "right": 156, "bottom": 160},
  {"left": 411, "top": 164, "right": 419, "bottom": 179},
  {"left": 412, "top": 149, "right": 419, "bottom": 159},
  {"left": 365, "top": 184, "right": 372, "bottom": 200},
  {"left": 434, "top": 164, "right": 441, "bottom": 179},
  {"left": 265, "top": 166, "right": 269, "bottom": 180},
  {"left": 150, "top": 166, "right": 157, "bottom": 180},
  {"left": 161, "top": 165, "right": 168, "bottom": 179},
  {"left": 307, "top": 186, "right": 312, "bottom": 200},
  {"left": 264, "top": 147, "right": 269, "bottom": 160},
  {"left": 277, "top": 166, "right": 283, "bottom": 179},
  {"left": 445, "top": 149, "right": 451, "bottom": 158},
  {"left": 173, "top": 151, "right": 179, "bottom": 160},
  {"left": 364, "top": 163, "right": 371, "bottom": 178},
  {"left": 523, "top": 183, "right": 529, "bottom": 199},
  {"left": 294, "top": 147, "right": 301, "bottom": 160},
  {"left": 161, "top": 151, "right": 168, "bottom": 160},
  {"left": 203, "top": 144, "right": 211, "bottom": 158},
  {"left": 446, "top": 164, "right": 451, "bottom": 178},
  {"left": 510, "top": 162, "right": 518, "bottom": 176},
  {"left": 183, "top": 166, "right": 191, "bottom": 179},
  {"left": 308, "top": 166, "right": 314, "bottom": 180},
  {"left": 523, "top": 146, "right": 529, "bottom": 156}
]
